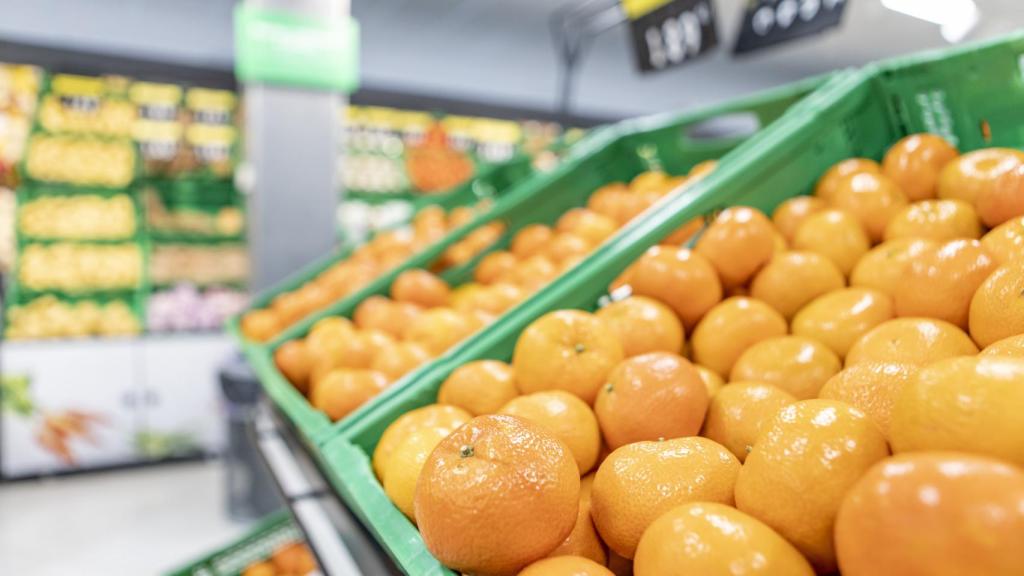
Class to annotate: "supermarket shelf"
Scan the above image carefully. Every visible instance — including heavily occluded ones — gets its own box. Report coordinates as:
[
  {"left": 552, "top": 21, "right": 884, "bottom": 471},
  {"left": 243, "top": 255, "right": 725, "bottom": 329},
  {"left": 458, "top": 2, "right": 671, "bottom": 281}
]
[{"left": 250, "top": 401, "right": 402, "bottom": 576}]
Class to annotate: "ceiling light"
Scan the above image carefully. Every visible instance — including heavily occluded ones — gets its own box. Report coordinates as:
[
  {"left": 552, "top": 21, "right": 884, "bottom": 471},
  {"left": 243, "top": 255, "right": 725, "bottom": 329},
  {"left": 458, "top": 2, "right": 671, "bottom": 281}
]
[{"left": 880, "top": 0, "right": 979, "bottom": 43}]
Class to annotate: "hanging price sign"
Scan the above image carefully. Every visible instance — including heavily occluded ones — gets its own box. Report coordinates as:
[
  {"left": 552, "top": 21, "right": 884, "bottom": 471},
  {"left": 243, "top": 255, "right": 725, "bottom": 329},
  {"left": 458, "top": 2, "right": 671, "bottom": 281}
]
[
  {"left": 734, "top": 0, "right": 847, "bottom": 54},
  {"left": 623, "top": 0, "right": 718, "bottom": 73}
]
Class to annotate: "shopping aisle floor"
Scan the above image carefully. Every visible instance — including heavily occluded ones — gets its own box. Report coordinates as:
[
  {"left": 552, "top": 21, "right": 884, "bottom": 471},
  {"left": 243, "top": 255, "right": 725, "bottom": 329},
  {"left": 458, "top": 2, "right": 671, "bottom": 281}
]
[{"left": 0, "top": 460, "right": 255, "bottom": 575}]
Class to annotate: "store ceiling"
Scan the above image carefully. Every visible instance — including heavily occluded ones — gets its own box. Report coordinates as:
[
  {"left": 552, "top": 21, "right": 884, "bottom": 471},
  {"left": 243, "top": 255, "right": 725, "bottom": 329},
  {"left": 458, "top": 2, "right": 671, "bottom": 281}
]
[
  {"left": 2, "top": 0, "right": 1021, "bottom": 118},
  {"left": 353, "top": 0, "right": 1023, "bottom": 116}
]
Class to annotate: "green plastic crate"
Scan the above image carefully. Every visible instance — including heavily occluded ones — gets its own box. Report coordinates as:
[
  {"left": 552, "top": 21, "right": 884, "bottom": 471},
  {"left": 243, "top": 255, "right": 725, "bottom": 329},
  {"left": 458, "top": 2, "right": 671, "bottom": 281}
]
[
  {"left": 245, "top": 75, "right": 826, "bottom": 452},
  {"left": 166, "top": 511, "right": 304, "bottom": 576},
  {"left": 316, "top": 32, "right": 1024, "bottom": 575},
  {"left": 226, "top": 155, "right": 534, "bottom": 350}
]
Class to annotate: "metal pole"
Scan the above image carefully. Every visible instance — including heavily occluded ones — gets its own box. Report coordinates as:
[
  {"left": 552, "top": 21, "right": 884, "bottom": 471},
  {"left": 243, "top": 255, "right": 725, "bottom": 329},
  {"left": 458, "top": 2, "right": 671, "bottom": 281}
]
[{"left": 242, "top": 0, "right": 348, "bottom": 292}]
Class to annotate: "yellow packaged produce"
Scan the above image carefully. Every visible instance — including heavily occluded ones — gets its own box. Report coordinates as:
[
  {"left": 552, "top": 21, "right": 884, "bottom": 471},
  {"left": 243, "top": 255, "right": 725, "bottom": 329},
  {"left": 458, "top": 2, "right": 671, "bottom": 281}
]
[
  {"left": 18, "top": 243, "right": 142, "bottom": 291},
  {"left": 5, "top": 296, "right": 140, "bottom": 340},
  {"left": 18, "top": 194, "right": 136, "bottom": 239},
  {"left": 25, "top": 134, "right": 136, "bottom": 187}
]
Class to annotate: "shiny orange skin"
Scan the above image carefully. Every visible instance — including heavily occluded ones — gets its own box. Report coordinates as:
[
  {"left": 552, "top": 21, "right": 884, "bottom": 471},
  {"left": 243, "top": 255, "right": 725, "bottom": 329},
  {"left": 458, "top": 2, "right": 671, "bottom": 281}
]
[
  {"left": 701, "top": 381, "right": 797, "bottom": 462},
  {"left": 772, "top": 196, "right": 826, "bottom": 243},
  {"left": 353, "top": 296, "right": 422, "bottom": 339},
  {"left": 500, "top": 391, "right": 601, "bottom": 474},
  {"left": 830, "top": 172, "right": 909, "bottom": 242},
  {"left": 370, "top": 341, "right": 432, "bottom": 383},
  {"left": 845, "top": 317, "right": 979, "bottom": 366},
  {"left": 792, "top": 288, "right": 894, "bottom": 359},
  {"left": 818, "top": 361, "right": 919, "bottom": 441},
  {"left": 274, "top": 339, "right": 313, "bottom": 394},
  {"left": 414, "top": 415, "right": 580, "bottom": 576},
  {"left": 882, "top": 133, "right": 959, "bottom": 201},
  {"left": 977, "top": 160, "right": 1024, "bottom": 227},
  {"left": 512, "top": 310, "right": 624, "bottom": 404},
  {"left": 981, "top": 334, "right": 1024, "bottom": 358},
  {"left": 730, "top": 335, "right": 842, "bottom": 400},
  {"left": 690, "top": 297, "right": 788, "bottom": 378},
  {"left": 793, "top": 209, "right": 870, "bottom": 276},
  {"left": 814, "top": 158, "right": 882, "bottom": 203},
  {"left": 545, "top": 491, "right": 607, "bottom": 565},
  {"left": 556, "top": 208, "right": 618, "bottom": 247},
  {"left": 512, "top": 224, "right": 556, "bottom": 259},
  {"left": 437, "top": 359, "right": 518, "bottom": 416},
  {"left": 310, "top": 369, "right": 389, "bottom": 421},
  {"left": 615, "top": 246, "right": 722, "bottom": 331},
  {"left": 594, "top": 353, "right": 708, "bottom": 449},
  {"left": 835, "top": 452, "right": 1024, "bottom": 576},
  {"left": 371, "top": 404, "right": 472, "bottom": 482},
  {"left": 694, "top": 206, "right": 776, "bottom": 288},
  {"left": 545, "top": 233, "right": 592, "bottom": 264},
  {"left": 634, "top": 502, "right": 814, "bottom": 576},
  {"left": 474, "top": 250, "right": 518, "bottom": 284},
  {"left": 734, "top": 400, "right": 890, "bottom": 573},
  {"left": 241, "top": 309, "right": 282, "bottom": 342},
  {"left": 304, "top": 316, "right": 356, "bottom": 360},
  {"left": 504, "top": 254, "right": 559, "bottom": 293},
  {"left": 750, "top": 251, "right": 846, "bottom": 319},
  {"left": 390, "top": 269, "right": 451, "bottom": 307},
  {"left": 980, "top": 215, "right": 1024, "bottom": 265},
  {"left": 850, "top": 238, "right": 936, "bottom": 298},
  {"left": 595, "top": 296, "right": 684, "bottom": 357},
  {"left": 969, "top": 262, "right": 1024, "bottom": 348},
  {"left": 270, "top": 292, "right": 309, "bottom": 327},
  {"left": 892, "top": 239, "right": 997, "bottom": 329},
  {"left": 591, "top": 437, "right": 740, "bottom": 559},
  {"left": 404, "top": 307, "right": 477, "bottom": 356},
  {"left": 695, "top": 364, "right": 725, "bottom": 397},
  {"left": 890, "top": 356, "right": 1024, "bottom": 467},
  {"left": 270, "top": 542, "right": 317, "bottom": 574},
  {"left": 937, "top": 147, "right": 1023, "bottom": 204},
  {"left": 884, "top": 199, "right": 982, "bottom": 241},
  {"left": 519, "top": 556, "right": 613, "bottom": 576}
]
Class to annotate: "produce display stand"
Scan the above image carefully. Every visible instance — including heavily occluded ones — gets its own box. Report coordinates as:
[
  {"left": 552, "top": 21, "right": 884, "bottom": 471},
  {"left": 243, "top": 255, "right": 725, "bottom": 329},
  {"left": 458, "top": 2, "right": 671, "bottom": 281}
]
[
  {"left": 236, "top": 73, "right": 827, "bottom": 456},
  {"left": 226, "top": 154, "right": 534, "bottom": 355},
  {"left": 165, "top": 401, "right": 403, "bottom": 576},
  {"left": 305, "top": 32, "right": 1024, "bottom": 575}
]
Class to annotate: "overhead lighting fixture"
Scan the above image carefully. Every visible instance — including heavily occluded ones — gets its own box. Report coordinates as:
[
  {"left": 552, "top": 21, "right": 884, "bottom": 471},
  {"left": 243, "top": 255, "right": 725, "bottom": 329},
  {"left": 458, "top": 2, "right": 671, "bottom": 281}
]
[{"left": 880, "top": 0, "right": 979, "bottom": 43}]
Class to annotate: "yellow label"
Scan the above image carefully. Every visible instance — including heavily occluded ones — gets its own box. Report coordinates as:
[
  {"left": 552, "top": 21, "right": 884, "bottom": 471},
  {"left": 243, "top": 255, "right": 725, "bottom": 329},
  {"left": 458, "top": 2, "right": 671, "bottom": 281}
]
[
  {"left": 186, "top": 123, "right": 236, "bottom": 145},
  {"left": 130, "top": 82, "right": 182, "bottom": 105},
  {"left": 133, "top": 120, "right": 183, "bottom": 142},
  {"left": 622, "top": 0, "right": 672, "bottom": 19},
  {"left": 186, "top": 88, "right": 236, "bottom": 111},
  {"left": 51, "top": 74, "right": 105, "bottom": 97}
]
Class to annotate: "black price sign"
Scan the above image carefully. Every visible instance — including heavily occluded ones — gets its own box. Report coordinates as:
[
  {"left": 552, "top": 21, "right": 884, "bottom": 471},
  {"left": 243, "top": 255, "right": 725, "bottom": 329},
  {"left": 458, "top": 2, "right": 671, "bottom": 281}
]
[
  {"left": 734, "top": 0, "right": 847, "bottom": 54},
  {"left": 625, "top": 0, "right": 718, "bottom": 73}
]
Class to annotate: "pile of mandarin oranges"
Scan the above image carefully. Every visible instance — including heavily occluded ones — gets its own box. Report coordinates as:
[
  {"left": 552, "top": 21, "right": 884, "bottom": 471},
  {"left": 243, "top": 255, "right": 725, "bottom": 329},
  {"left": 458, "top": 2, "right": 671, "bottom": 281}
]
[
  {"left": 240, "top": 542, "right": 317, "bottom": 576},
  {"left": 272, "top": 161, "right": 718, "bottom": 423},
  {"left": 363, "top": 134, "right": 1023, "bottom": 576},
  {"left": 241, "top": 200, "right": 499, "bottom": 344}
]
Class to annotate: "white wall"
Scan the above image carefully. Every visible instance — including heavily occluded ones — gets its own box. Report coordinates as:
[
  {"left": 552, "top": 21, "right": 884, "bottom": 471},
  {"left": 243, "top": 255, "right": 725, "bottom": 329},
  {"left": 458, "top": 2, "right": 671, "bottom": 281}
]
[{"left": 1, "top": 0, "right": 1020, "bottom": 117}]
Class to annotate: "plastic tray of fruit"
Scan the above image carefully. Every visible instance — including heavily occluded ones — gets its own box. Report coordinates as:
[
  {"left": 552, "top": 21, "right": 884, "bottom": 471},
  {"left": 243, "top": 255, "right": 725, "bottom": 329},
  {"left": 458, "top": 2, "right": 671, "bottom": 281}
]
[
  {"left": 226, "top": 155, "right": 534, "bottom": 348},
  {"left": 242, "top": 76, "right": 826, "bottom": 454},
  {"left": 165, "top": 510, "right": 317, "bottom": 576},
  {"left": 16, "top": 184, "right": 142, "bottom": 244},
  {"left": 309, "top": 33, "right": 1024, "bottom": 576},
  {"left": 22, "top": 132, "right": 139, "bottom": 189},
  {"left": 3, "top": 288, "right": 145, "bottom": 341}
]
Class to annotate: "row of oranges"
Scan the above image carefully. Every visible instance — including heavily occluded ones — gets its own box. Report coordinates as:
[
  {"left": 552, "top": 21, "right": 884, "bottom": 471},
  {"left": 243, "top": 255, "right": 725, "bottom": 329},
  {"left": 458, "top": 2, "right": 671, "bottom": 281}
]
[
  {"left": 272, "top": 162, "right": 719, "bottom": 424},
  {"left": 241, "top": 199, "right": 495, "bottom": 343},
  {"left": 368, "top": 134, "right": 1024, "bottom": 576},
  {"left": 240, "top": 541, "right": 316, "bottom": 576}
]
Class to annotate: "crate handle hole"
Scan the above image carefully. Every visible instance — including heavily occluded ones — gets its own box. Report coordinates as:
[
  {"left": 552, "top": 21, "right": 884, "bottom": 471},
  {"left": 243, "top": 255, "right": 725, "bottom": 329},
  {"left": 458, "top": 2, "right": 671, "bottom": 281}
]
[{"left": 683, "top": 112, "right": 761, "bottom": 143}]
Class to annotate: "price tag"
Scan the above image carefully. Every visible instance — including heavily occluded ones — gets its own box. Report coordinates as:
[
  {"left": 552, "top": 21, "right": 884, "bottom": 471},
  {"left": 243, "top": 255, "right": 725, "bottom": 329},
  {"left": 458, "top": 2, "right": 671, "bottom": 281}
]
[
  {"left": 734, "top": 0, "right": 847, "bottom": 54},
  {"left": 624, "top": 0, "right": 718, "bottom": 73},
  {"left": 131, "top": 82, "right": 182, "bottom": 123},
  {"left": 186, "top": 88, "right": 236, "bottom": 126}
]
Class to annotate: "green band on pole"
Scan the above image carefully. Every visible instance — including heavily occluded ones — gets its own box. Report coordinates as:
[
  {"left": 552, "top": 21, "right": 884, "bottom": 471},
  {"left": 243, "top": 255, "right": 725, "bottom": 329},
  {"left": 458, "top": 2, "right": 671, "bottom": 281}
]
[{"left": 234, "top": 4, "right": 360, "bottom": 93}]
